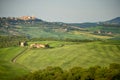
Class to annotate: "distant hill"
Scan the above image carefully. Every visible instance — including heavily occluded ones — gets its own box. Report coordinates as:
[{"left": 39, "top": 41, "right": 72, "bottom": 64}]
[
  {"left": 67, "top": 17, "right": 120, "bottom": 28},
  {"left": 105, "top": 17, "right": 120, "bottom": 24},
  {"left": 0, "top": 16, "right": 120, "bottom": 28},
  {"left": 100, "top": 17, "right": 120, "bottom": 26},
  {"left": 67, "top": 22, "right": 98, "bottom": 28},
  {"left": 0, "top": 16, "right": 120, "bottom": 40}
]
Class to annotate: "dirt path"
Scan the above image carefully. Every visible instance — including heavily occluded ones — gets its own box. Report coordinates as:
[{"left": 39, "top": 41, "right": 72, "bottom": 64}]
[{"left": 11, "top": 48, "right": 28, "bottom": 63}]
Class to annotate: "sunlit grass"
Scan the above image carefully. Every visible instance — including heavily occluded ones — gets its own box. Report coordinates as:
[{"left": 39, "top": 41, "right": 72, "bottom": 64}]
[{"left": 16, "top": 41, "right": 120, "bottom": 71}]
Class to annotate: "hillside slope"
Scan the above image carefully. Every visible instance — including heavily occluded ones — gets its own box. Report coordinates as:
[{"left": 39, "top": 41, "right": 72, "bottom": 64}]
[
  {"left": 0, "top": 47, "right": 29, "bottom": 80},
  {"left": 0, "top": 16, "right": 120, "bottom": 40},
  {"left": 16, "top": 41, "right": 120, "bottom": 71}
]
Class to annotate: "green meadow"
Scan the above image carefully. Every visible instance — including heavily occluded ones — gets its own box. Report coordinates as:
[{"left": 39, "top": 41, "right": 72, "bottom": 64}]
[
  {"left": 0, "top": 47, "right": 29, "bottom": 80},
  {"left": 0, "top": 41, "right": 120, "bottom": 80},
  {"left": 0, "top": 15, "right": 120, "bottom": 80},
  {"left": 16, "top": 41, "right": 120, "bottom": 71}
]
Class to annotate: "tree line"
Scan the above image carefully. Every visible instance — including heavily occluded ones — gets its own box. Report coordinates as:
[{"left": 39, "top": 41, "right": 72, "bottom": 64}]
[
  {"left": 0, "top": 36, "right": 27, "bottom": 48},
  {"left": 17, "top": 63, "right": 120, "bottom": 80},
  {"left": 0, "top": 35, "right": 101, "bottom": 48}
]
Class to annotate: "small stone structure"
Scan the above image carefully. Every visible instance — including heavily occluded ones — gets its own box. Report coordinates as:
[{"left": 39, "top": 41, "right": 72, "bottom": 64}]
[{"left": 19, "top": 41, "right": 28, "bottom": 47}]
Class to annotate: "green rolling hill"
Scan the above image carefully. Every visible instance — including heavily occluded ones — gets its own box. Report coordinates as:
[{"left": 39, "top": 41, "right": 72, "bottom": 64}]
[
  {"left": 0, "top": 47, "right": 29, "bottom": 80},
  {"left": 0, "top": 41, "right": 120, "bottom": 80},
  {"left": 0, "top": 16, "right": 120, "bottom": 80},
  {"left": 0, "top": 16, "right": 120, "bottom": 40},
  {"left": 15, "top": 41, "right": 120, "bottom": 71}
]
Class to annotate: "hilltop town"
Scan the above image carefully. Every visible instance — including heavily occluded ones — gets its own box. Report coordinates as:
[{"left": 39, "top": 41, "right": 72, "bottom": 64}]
[{"left": 0, "top": 16, "right": 43, "bottom": 26}]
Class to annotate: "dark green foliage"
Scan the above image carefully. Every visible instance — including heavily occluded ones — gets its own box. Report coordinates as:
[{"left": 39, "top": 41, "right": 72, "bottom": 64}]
[
  {"left": 24, "top": 41, "right": 28, "bottom": 46},
  {"left": 17, "top": 63, "right": 120, "bottom": 80},
  {"left": 68, "top": 23, "right": 98, "bottom": 28},
  {"left": 30, "top": 37, "right": 97, "bottom": 42},
  {"left": 0, "top": 36, "right": 28, "bottom": 48}
]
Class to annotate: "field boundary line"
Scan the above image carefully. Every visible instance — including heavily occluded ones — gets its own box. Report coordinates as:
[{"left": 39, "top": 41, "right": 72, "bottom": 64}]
[{"left": 11, "top": 47, "right": 28, "bottom": 63}]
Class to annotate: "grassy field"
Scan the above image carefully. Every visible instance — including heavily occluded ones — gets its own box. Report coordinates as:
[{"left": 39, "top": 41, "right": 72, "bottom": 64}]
[
  {"left": 0, "top": 41, "right": 120, "bottom": 80},
  {"left": 0, "top": 47, "right": 29, "bottom": 80},
  {"left": 86, "top": 26, "right": 120, "bottom": 33},
  {"left": 16, "top": 26, "right": 98, "bottom": 40},
  {"left": 14, "top": 25, "right": 120, "bottom": 40},
  {"left": 16, "top": 41, "right": 120, "bottom": 71}
]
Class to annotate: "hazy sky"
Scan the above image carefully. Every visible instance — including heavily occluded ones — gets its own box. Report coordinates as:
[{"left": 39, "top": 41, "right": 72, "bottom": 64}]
[{"left": 0, "top": 0, "right": 120, "bottom": 23}]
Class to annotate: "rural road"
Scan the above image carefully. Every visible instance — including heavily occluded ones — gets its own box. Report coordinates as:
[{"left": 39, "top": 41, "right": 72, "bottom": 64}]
[{"left": 11, "top": 48, "right": 28, "bottom": 63}]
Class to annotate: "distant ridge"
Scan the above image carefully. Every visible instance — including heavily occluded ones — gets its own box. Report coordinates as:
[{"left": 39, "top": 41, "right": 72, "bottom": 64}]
[
  {"left": 0, "top": 16, "right": 120, "bottom": 24},
  {"left": 106, "top": 17, "right": 120, "bottom": 23},
  {"left": 67, "top": 22, "right": 98, "bottom": 28},
  {"left": 0, "top": 16, "right": 120, "bottom": 27},
  {"left": 101, "top": 17, "right": 120, "bottom": 26},
  {"left": 68, "top": 17, "right": 120, "bottom": 28},
  {"left": 0, "top": 16, "right": 120, "bottom": 39}
]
